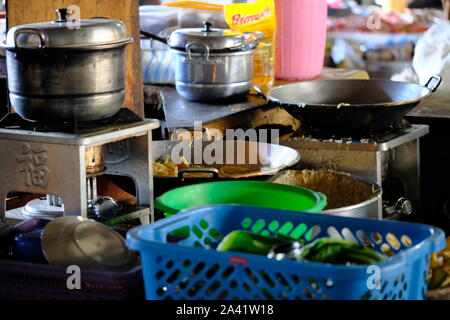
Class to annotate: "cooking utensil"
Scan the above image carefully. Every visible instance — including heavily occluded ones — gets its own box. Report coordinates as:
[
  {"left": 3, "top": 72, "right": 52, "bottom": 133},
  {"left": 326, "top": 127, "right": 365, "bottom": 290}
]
[
  {"left": 41, "top": 216, "right": 136, "bottom": 271},
  {"left": 4, "top": 8, "right": 133, "bottom": 123},
  {"left": 258, "top": 76, "right": 442, "bottom": 136},
  {"left": 152, "top": 140, "right": 301, "bottom": 197},
  {"left": 145, "top": 21, "right": 263, "bottom": 101},
  {"left": 267, "top": 241, "right": 304, "bottom": 261},
  {"left": 155, "top": 180, "right": 327, "bottom": 217},
  {"left": 91, "top": 196, "right": 120, "bottom": 220},
  {"left": 270, "top": 170, "right": 382, "bottom": 219}
]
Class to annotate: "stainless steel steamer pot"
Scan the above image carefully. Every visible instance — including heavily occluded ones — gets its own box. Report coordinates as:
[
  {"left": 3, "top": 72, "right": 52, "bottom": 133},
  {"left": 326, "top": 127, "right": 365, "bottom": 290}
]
[
  {"left": 168, "top": 22, "right": 262, "bottom": 102},
  {"left": 4, "top": 8, "right": 133, "bottom": 122}
]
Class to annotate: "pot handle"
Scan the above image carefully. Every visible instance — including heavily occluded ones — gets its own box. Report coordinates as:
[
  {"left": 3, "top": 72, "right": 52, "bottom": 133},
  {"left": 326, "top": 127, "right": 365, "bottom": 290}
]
[
  {"left": 425, "top": 74, "right": 442, "bottom": 93},
  {"left": 14, "top": 28, "right": 46, "bottom": 49},
  {"left": 244, "top": 31, "right": 264, "bottom": 49},
  {"left": 185, "top": 42, "right": 210, "bottom": 63},
  {"left": 253, "top": 85, "right": 268, "bottom": 101},
  {"left": 178, "top": 168, "right": 219, "bottom": 180}
]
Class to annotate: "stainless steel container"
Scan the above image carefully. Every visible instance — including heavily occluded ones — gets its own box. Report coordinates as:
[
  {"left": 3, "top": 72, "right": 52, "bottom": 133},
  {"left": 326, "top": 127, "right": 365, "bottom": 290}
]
[
  {"left": 168, "top": 22, "right": 262, "bottom": 102},
  {"left": 4, "top": 8, "right": 133, "bottom": 122},
  {"left": 322, "top": 192, "right": 381, "bottom": 219},
  {"left": 271, "top": 170, "right": 382, "bottom": 219}
]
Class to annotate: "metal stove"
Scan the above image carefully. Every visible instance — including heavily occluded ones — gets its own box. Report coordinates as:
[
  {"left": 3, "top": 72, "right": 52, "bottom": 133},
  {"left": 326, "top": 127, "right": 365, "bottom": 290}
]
[
  {"left": 280, "top": 124, "right": 429, "bottom": 220},
  {"left": 0, "top": 109, "right": 159, "bottom": 224}
]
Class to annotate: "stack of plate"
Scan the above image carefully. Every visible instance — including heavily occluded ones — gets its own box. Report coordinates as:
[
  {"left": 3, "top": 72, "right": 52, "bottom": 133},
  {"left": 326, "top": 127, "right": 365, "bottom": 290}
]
[{"left": 42, "top": 217, "right": 136, "bottom": 271}]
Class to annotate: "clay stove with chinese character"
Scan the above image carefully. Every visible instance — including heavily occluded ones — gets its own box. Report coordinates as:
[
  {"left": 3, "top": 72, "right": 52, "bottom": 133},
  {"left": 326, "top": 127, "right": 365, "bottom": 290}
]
[{"left": 0, "top": 109, "right": 159, "bottom": 224}]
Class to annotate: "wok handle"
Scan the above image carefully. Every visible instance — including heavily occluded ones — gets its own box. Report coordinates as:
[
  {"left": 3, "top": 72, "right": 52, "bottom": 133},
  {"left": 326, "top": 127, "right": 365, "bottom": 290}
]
[
  {"left": 178, "top": 168, "right": 219, "bottom": 180},
  {"left": 139, "top": 30, "right": 168, "bottom": 44},
  {"left": 243, "top": 31, "right": 264, "bottom": 50},
  {"left": 425, "top": 75, "right": 442, "bottom": 93}
]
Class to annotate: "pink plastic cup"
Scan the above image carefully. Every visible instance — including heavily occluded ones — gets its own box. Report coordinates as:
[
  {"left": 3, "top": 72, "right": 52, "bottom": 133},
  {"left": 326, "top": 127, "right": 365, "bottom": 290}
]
[{"left": 275, "top": 0, "right": 328, "bottom": 80}]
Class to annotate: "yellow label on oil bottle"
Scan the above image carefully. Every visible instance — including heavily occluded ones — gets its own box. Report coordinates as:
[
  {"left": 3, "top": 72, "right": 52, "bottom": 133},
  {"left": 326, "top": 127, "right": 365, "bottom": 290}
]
[
  {"left": 224, "top": 0, "right": 277, "bottom": 92},
  {"left": 383, "top": 0, "right": 408, "bottom": 13}
]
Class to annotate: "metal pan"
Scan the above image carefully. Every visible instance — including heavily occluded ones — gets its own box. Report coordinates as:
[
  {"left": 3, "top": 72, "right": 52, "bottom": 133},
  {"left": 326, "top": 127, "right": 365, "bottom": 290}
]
[
  {"left": 152, "top": 140, "right": 301, "bottom": 196},
  {"left": 41, "top": 216, "right": 137, "bottom": 271},
  {"left": 257, "top": 75, "right": 442, "bottom": 136}
]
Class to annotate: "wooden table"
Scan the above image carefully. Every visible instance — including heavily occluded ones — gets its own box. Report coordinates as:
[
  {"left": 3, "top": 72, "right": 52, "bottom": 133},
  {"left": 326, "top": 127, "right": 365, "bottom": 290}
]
[{"left": 407, "top": 95, "right": 450, "bottom": 120}]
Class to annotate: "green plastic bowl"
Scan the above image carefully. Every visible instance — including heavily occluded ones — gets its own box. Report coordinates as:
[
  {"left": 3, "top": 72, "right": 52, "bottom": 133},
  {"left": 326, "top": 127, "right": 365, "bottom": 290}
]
[{"left": 155, "top": 181, "right": 327, "bottom": 217}]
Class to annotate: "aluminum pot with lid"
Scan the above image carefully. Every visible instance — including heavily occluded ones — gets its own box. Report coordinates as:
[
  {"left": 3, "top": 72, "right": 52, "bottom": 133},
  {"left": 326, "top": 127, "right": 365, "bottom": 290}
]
[
  {"left": 5, "top": 8, "right": 133, "bottom": 122},
  {"left": 168, "top": 21, "right": 263, "bottom": 102}
]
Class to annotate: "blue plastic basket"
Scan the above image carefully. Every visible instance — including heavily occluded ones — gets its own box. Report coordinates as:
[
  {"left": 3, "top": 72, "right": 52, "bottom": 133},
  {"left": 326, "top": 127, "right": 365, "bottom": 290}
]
[{"left": 126, "top": 205, "right": 445, "bottom": 300}]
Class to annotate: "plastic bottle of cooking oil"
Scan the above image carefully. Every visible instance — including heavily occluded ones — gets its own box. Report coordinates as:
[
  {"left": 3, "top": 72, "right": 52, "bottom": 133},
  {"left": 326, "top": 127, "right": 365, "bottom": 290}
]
[
  {"left": 253, "top": 40, "right": 275, "bottom": 92},
  {"left": 224, "top": 0, "right": 276, "bottom": 92},
  {"left": 383, "top": 0, "right": 408, "bottom": 13}
]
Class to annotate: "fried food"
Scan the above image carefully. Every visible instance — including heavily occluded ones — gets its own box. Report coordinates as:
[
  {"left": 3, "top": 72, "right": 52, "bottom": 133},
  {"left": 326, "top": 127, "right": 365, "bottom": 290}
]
[
  {"left": 152, "top": 155, "right": 189, "bottom": 177},
  {"left": 219, "top": 165, "right": 252, "bottom": 177},
  {"left": 153, "top": 155, "right": 254, "bottom": 178},
  {"left": 153, "top": 155, "right": 205, "bottom": 177},
  {"left": 153, "top": 158, "right": 174, "bottom": 177},
  {"left": 429, "top": 236, "right": 450, "bottom": 290}
]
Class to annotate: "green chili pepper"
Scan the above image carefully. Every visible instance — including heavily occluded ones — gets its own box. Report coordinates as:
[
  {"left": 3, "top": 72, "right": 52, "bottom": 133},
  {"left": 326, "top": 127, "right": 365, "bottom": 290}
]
[
  {"left": 299, "top": 238, "right": 388, "bottom": 265},
  {"left": 217, "top": 230, "right": 294, "bottom": 255}
]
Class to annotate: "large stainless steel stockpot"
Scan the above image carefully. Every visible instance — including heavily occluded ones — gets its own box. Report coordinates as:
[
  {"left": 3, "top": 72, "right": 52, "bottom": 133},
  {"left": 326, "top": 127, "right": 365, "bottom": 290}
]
[
  {"left": 271, "top": 170, "right": 382, "bottom": 219},
  {"left": 4, "top": 8, "right": 133, "bottom": 122},
  {"left": 168, "top": 21, "right": 262, "bottom": 102}
]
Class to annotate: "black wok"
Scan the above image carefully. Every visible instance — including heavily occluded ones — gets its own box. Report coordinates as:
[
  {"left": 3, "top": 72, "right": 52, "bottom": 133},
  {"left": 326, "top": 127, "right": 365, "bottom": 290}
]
[{"left": 259, "top": 75, "right": 442, "bottom": 137}]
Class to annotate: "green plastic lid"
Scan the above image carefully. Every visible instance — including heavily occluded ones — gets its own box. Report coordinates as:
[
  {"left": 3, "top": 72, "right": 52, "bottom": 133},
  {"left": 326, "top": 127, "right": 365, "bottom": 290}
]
[{"left": 155, "top": 181, "right": 327, "bottom": 217}]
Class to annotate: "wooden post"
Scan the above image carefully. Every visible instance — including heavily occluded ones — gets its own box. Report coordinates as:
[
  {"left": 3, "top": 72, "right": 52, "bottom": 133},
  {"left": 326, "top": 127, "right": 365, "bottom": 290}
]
[
  {"left": 443, "top": 0, "right": 450, "bottom": 20},
  {"left": 6, "top": 0, "right": 144, "bottom": 118}
]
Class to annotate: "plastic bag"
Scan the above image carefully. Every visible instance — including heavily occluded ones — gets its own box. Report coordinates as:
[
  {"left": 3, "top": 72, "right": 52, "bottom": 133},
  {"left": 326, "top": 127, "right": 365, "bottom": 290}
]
[
  {"left": 413, "top": 21, "right": 450, "bottom": 98},
  {"left": 141, "top": 39, "right": 176, "bottom": 84},
  {"left": 163, "top": 1, "right": 228, "bottom": 28},
  {"left": 224, "top": 0, "right": 276, "bottom": 91}
]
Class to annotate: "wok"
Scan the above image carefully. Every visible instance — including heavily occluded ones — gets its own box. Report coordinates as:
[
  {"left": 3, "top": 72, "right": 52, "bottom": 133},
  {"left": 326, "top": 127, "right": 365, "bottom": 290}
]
[
  {"left": 258, "top": 75, "right": 442, "bottom": 136},
  {"left": 152, "top": 140, "right": 300, "bottom": 196}
]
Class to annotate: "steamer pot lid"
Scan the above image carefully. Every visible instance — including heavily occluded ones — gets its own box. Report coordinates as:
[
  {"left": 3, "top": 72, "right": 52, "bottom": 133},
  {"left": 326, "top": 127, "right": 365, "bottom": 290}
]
[
  {"left": 6, "top": 8, "right": 132, "bottom": 50},
  {"left": 168, "top": 21, "right": 262, "bottom": 52}
]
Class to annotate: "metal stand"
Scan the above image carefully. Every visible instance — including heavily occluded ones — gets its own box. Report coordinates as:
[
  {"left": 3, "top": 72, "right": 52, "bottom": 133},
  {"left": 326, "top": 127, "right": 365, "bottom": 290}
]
[{"left": 0, "top": 118, "right": 159, "bottom": 223}]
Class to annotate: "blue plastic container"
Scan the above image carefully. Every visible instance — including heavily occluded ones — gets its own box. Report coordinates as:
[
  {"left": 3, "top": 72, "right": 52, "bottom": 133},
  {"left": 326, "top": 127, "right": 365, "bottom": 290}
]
[{"left": 127, "top": 205, "right": 445, "bottom": 300}]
